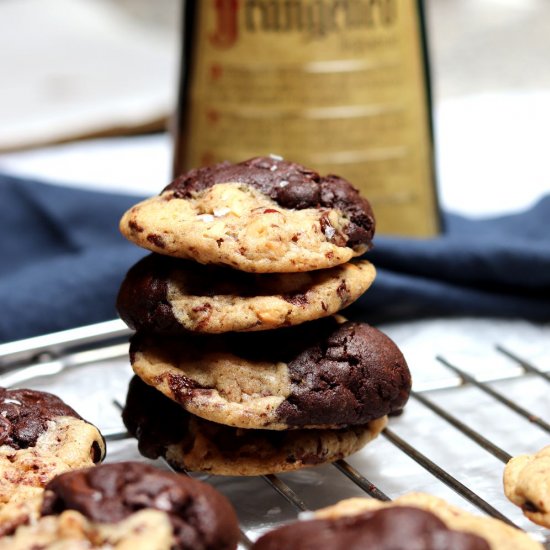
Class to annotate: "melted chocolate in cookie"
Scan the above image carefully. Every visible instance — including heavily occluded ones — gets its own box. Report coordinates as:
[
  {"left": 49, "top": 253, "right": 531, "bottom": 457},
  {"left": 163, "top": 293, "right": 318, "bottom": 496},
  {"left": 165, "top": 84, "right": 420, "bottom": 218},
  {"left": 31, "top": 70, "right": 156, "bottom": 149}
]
[
  {"left": 277, "top": 320, "right": 412, "bottom": 427},
  {"left": 252, "top": 507, "right": 490, "bottom": 550},
  {"left": 116, "top": 254, "right": 182, "bottom": 334},
  {"left": 0, "top": 387, "right": 81, "bottom": 449},
  {"left": 41, "top": 462, "right": 240, "bottom": 550},
  {"left": 164, "top": 156, "right": 375, "bottom": 248},
  {"left": 122, "top": 376, "right": 192, "bottom": 459}
]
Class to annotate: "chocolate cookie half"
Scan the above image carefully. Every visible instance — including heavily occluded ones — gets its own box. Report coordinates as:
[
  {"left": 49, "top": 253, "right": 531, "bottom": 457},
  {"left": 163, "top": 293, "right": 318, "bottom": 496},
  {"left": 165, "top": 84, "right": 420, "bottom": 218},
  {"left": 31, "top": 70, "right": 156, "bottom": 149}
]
[
  {"left": 252, "top": 506, "right": 490, "bottom": 550},
  {"left": 117, "top": 254, "right": 375, "bottom": 334},
  {"left": 311, "top": 493, "right": 543, "bottom": 550},
  {"left": 0, "top": 387, "right": 105, "bottom": 535},
  {"left": 504, "top": 445, "right": 550, "bottom": 527},
  {"left": 122, "top": 376, "right": 385, "bottom": 476},
  {"left": 0, "top": 462, "right": 240, "bottom": 550},
  {"left": 130, "top": 317, "right": 411, "bottom": 430},
  {"left": 119, "top": 156, "right": 375, "bottom": 273}
]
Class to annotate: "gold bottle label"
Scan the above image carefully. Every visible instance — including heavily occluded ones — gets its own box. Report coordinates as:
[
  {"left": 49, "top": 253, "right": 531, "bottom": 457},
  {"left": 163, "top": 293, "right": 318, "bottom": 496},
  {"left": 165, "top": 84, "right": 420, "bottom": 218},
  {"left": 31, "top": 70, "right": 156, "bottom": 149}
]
[{"left": 176, "top": 0, "right": 439, "bottom": 236}]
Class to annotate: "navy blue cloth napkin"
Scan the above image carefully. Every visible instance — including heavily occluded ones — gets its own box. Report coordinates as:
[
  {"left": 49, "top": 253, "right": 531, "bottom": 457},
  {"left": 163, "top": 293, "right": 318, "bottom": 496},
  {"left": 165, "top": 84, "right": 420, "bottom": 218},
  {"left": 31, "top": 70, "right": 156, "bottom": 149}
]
[
  {"left": 0, "top": 175, "right": 147, "bottom": 343},
  {"left": 1, "top": 173, "right": 549, "bottom": 343}
]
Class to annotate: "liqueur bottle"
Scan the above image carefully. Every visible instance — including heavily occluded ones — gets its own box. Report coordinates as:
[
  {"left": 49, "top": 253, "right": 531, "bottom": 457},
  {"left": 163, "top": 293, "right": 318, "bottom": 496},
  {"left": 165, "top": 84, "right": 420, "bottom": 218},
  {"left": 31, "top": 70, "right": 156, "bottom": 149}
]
[{"left": 173, "top": 0, "right": 440, "bottom": 236}]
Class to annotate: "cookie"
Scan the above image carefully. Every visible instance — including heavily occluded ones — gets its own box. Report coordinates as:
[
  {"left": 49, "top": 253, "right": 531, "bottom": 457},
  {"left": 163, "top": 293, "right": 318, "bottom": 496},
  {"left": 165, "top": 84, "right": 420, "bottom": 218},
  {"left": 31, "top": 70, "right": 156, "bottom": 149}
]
[
  {"left": 0, "top": 461, "right": 240, "bottom": 550},
  {"left": 122, "top": 376, "right": 386, "bottom": 476},
  {"left": 0, "top": 509, "right": 174, "bottom": 550},
  {"left": 117, "top": 253, "right": 376, "bottom": 334},
  {"left": 130, "top": 317, "right": 411, "bottom": 430},
  {"left": 119, "top": 156, "right": 375, "bottom": 273},
  {"left": 0, "top": 387, "right": 105, "bottom": 535},
  {"left": 252, "top": 506, "right": 491, "bottom": 550},
  {"left": 504, "top": 445, "right": 550, "bottom": 527},
  {"left": 310, "top": 493, "right": 543, "bottom": 550}
]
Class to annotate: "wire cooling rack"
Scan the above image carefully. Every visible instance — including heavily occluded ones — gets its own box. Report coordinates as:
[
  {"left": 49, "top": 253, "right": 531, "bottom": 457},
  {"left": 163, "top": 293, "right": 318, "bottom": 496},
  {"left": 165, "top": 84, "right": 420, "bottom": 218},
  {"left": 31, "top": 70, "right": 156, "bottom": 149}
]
[{"left": 0, "top": 318, "right": 549, "bottom": 548}]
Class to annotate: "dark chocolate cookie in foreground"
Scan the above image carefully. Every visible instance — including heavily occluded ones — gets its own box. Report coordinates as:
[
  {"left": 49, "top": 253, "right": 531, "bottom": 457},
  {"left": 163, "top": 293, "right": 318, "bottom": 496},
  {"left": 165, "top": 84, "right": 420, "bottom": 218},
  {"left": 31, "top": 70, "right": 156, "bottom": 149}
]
[
  {"left": 311, "top": 493, "right": 543, "bottom": 550},
  {"left": 120, "top": 156, "right": 375, "bottom": 272},
  {"left": 0, "top": 387, "right": 105, "bottom": 535},
  {"left": 252, "top": 507, "right": 490, "bottom": 550},
  {"left": 122, "top": 376, "right": 386, "bottom": 476},
  {"left": 39, "top": 462, "right": 240, "bottom": 550},
  {"left": 117, "top": 253, "right": 375, "bottom": 334},
  {"left": 130, "top": 317, "right": 411, "bottom": 430}
]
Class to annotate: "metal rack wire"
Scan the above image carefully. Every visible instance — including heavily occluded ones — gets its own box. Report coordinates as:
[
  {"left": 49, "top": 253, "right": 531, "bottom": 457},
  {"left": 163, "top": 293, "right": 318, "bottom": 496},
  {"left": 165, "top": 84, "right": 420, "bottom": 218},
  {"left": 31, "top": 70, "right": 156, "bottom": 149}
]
[{"left": 0, "top": 320, "right": 549, "bottom": 549}]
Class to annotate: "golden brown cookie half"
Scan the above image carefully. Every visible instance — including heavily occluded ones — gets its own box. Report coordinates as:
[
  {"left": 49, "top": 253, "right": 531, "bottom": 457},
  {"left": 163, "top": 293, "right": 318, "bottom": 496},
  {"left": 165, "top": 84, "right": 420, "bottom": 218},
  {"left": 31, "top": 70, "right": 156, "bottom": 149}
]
[
  {"left": 0, "top": 387, "right": 105, "bottom": 536},
  {"left": 253, "top": 505, "right": 491, "bottom": 550},
  {"left": 122, "top": 376, "right": 385, "bottom": 476},
  {"left": 117, "top": 254, "right": 375, "bottom": 334},
  {"left": 504, "top": 445, "right": 550, "bottom": 527},
  {"left": 119, "top": 157, "right": 375, "bottom": 273},
  {"left": 130, "top": 318, "right": 411, "bottom": 430}
]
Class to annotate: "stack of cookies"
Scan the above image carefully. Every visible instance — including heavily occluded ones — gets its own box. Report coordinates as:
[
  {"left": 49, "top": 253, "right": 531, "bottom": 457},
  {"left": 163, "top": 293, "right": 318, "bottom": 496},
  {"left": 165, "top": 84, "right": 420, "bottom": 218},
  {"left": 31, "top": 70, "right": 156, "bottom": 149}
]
[{"left": 116, "top": 156, "right": 412, "bottom": 476}]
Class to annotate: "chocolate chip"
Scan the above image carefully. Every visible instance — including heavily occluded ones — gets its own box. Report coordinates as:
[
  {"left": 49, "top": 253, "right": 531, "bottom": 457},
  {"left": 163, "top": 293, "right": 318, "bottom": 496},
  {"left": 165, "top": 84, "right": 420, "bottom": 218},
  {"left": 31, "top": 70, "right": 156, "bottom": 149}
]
[
  {"left": 165, "top": 372, "right": 206, "bottom": 404},
  {"left": 319, "top": 213, "right": 347, "bottom": 247},
  {"left": 146, "top": 233, "right": 166, "bottom": 249},
  {"left": 522, "top": 500, "right": 540, "bottom": 513},
  {"left": 90, "top": 440, "right": 105, "bottom": 463},
  {"left": 128, "top": 220, "right": 144, "bottom": 233},
  {"left": 278, "top": 179, "right": 320, "bottom": 208},
  {"left": 336, "top": 280, "right": 349, "bottom": 303},
  {"left": 283, "top": 293, "right": 309, "bottom": 307}
]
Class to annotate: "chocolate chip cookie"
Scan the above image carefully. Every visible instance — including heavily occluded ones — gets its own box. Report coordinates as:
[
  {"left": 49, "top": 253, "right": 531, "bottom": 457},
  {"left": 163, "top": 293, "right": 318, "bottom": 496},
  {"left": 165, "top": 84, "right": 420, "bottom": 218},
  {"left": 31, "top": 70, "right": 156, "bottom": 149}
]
[
  {"left": 122, "top": 376, "right": 385, "bottom": 476},
  {"left": 119, "top": 156, "right": 375, "bottom": 273},
  {"left": 305, "top": 493, "right": 542, "bottom": 550},
  {"left": 0, "top": 461, "right": 240, "bottom": 550},
  {"left": 504, "top": 445, "right": 550, "bottom": 527},
  {"left": 130, "top": 317, "right": 411, "bottom": 430},
  {"left": 0, "top": 387, "right": 105, "bottom": 535},
  {"left": 253, "top": 506, "right": 491, "bottom": 550},
  {"left": 117, "top": 253, "right": 375, "bottom": 334}
]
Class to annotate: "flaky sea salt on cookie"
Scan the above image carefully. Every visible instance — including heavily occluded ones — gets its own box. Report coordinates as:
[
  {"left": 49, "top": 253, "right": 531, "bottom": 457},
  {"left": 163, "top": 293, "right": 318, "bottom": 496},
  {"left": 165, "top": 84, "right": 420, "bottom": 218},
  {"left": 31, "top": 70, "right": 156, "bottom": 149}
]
[
  {"left": 0, "top": 387, "right": 105, "bottom": 536},
  {"left": 117, "top": 253, "right": 375, "bottom": 333},
  {"left": 119, "top": 156, "right": 375, "bottom": 273},
  {"left": 122, "top": 376, "right": 386, "bottom": 476},
  {"left": 130, "top": 317, "right": 411, "bottom": 431}
]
